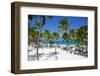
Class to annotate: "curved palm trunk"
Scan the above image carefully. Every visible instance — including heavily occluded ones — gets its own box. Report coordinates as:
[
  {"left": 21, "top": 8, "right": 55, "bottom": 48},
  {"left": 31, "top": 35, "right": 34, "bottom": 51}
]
[
  {"left": 36, "top": 16, "right": 45, "bottom": 60},
  {"left": 36, "top": 28, "right": 41, "bottom": 60}
]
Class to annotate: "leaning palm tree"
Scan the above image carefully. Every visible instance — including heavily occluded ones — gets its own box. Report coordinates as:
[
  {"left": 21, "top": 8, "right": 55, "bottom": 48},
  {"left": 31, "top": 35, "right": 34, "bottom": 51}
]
[
  {"left": 52, "top": 32, "right": 59, "bottom": 54},
  {"left": 28, "top": 15, "right": 53, "bottom": 60}
]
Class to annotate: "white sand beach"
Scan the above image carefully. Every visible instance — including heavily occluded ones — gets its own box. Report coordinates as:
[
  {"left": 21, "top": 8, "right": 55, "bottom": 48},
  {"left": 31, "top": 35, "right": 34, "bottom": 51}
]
[{"left": 28, "top": 45, "right": 87, "bottom": 61}]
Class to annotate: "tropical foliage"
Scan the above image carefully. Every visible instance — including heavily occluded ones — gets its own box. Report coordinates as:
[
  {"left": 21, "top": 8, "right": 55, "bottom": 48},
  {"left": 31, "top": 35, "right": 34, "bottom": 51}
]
[
  {"left": 75, "top": 25, "right": 88, "bottom": 45},
  {"left": 58, "top": 18, "right": 72, "bottom": 33},
  {"left": 28, "top": 15, "right": 88, "bottom": 60},
  {"left": 52, "top": 32, "right": 59, "bottom": 53},
  {"left": 28, "top": 15, "right": 53, "bottom": 60}
]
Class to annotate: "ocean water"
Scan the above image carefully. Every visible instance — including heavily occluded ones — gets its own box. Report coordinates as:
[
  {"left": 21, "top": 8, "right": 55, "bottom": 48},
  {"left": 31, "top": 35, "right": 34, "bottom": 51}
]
[{"left": 40, "top": 40, "right": 78, "bottom": 46}]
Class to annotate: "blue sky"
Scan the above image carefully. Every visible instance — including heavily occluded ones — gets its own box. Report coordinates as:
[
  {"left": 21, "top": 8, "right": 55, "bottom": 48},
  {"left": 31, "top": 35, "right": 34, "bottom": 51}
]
[{"left": 28, "top": 15, "right": 88, "bottom": 34}]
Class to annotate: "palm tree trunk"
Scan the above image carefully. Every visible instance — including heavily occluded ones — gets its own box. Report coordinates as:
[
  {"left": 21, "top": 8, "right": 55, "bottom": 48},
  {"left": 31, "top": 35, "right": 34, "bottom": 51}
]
[
  {"left": 36, "top": 16, "right": 45, "bottom": 60},
  {"left": 36, "top": 29, "right": 41, "bottom": 60}
]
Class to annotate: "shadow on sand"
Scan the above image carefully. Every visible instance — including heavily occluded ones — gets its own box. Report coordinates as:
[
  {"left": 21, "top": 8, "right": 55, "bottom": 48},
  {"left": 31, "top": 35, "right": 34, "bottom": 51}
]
[{"left": 28, "top": 52, "right": 60, "bottom": 61}]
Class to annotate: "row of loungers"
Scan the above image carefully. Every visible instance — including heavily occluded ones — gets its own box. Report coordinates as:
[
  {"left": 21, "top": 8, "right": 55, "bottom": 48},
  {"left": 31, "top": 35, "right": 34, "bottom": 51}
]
[{"left": 63, "top": 46, "right": 88, "bottom": 57}]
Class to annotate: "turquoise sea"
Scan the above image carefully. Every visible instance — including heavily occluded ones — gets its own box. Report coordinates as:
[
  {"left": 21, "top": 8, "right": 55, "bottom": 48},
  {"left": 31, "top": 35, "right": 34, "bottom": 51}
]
[{"left": 40, "top": 40, "right": 78, "bottom": 46}]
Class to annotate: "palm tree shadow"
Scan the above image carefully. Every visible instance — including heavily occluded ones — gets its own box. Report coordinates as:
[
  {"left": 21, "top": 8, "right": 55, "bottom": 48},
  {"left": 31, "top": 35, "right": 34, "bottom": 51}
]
[
  {"left": 44, "top": 52, "right": 59, "bottom": 60},
  {"left": 28, "top": 53, "right": 44, "bottom": 61}
]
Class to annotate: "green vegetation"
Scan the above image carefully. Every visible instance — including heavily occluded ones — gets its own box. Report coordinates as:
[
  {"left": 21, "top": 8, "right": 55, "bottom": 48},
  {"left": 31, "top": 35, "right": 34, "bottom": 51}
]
[
  {"left": 52, "top": 32, "right": 59, "bottom": 54},
  {"left": 28, "top": 16, "right": 88, "bottom": 60},
  {"left": 28, "top": 15, "right": 53, "bottom": 60},
  {"left": 75, "top": 25, "right": 88, "bottom": 45}
]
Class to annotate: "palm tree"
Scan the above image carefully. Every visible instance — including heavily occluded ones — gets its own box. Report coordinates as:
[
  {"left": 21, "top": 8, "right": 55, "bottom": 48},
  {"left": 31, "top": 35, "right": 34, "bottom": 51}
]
[
  {"left": 62, "top": 32, "right": 69, "bottom": 41},
  {"left": 44, "top": 30, "right": 52, "bottom": 46},
  {"left": 52, "top": 32, "right": 59, "bottom": 54},
  {"left": 69, "top": 29, "right": 75, "bottom": 41},
  {"left": 28, "top": 15, "right": 53, "bottom": 60},
  {"left": 28, "top": 15, "right": 45, "bottom": 60},
  {"left": 28, "top": 28, "right": 38, "bottom": 45},
  {"left": 58, "top": 17, "right": 72, "bottom": 46},
  {"left": 75, "top": 25, "right": 87, "bottom": 45},
  {"left": 58, "top": 18, "right": 72, "bottom": 33}
]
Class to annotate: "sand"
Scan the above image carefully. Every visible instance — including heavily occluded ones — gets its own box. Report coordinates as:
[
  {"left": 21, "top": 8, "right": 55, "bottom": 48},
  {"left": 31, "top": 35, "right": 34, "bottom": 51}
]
[{"left": 28, "top": 46, "right": 87, "bottom": 61}]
